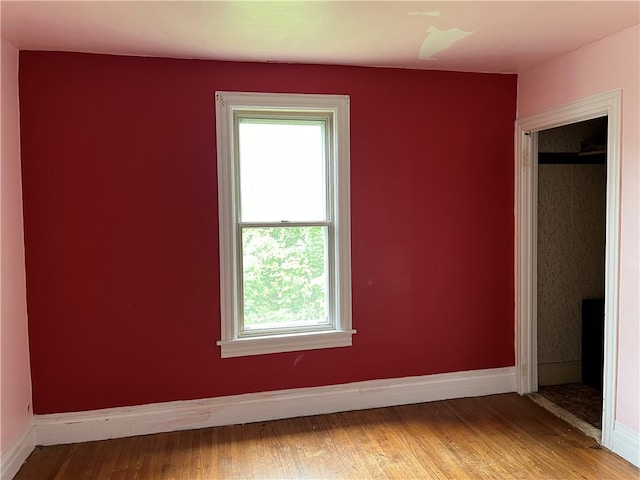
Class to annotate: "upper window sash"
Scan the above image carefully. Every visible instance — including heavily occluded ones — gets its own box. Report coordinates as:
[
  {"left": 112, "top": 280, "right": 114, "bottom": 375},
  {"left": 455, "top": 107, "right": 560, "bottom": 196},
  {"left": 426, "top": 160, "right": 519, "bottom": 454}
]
[{"left": 233, "top": 114, "right": 332, "bottom": 224}]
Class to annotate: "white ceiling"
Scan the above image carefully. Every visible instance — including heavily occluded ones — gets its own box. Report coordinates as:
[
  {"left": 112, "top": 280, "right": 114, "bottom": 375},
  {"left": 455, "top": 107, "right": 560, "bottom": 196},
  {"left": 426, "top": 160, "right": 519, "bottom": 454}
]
[{"left": 1, "top": 1, "right": 639, "bottom": 74}]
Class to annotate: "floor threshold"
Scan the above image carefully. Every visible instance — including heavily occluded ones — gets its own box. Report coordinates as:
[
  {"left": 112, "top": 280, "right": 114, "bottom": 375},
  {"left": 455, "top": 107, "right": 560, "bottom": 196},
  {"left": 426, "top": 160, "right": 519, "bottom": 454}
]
[{"left": 528, "top": 392, "right": 602, "bottom": 442}]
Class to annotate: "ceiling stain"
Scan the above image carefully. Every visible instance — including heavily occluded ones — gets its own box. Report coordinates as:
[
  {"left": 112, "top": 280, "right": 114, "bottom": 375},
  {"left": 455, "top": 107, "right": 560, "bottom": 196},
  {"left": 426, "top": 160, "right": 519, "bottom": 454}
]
[{"left": 419, "top": 26, "right": 473, "bottom": 60}]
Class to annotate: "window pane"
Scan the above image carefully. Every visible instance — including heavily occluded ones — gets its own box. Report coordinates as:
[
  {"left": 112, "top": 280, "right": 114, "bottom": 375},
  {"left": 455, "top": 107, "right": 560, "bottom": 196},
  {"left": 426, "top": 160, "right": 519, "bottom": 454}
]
[
  {"left": 238, "top": 120, "right": 326, "bottom": 222},
  {"left": 242, "top": 226, "right": 328, "bottom": 331}
]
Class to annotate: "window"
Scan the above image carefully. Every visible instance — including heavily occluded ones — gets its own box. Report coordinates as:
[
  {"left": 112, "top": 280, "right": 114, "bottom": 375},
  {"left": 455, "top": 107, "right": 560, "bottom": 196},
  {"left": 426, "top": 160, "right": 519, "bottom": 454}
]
[{"left": 215, "top": 91, "right": 354, "bottom": 358}]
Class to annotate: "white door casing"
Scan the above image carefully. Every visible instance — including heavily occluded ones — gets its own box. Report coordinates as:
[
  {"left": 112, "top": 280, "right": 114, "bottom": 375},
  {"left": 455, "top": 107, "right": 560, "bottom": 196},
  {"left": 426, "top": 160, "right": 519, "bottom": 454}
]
[{"left": 514, "top": 89, "right": 621, "bottom": 449}]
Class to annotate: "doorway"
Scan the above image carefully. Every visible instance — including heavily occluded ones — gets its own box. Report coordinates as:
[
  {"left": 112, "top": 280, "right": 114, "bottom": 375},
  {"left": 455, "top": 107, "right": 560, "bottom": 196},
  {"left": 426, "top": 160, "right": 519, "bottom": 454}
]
[
  {"left": 535, "top": 117, "right": 607, "bottom": 437},
  {"left": 514, "top": 90, "right": 621, "bottom": 450}
]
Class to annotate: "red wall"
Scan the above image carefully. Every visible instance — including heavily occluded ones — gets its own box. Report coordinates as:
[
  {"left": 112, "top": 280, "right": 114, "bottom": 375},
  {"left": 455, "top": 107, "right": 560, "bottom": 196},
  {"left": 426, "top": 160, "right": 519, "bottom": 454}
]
[{"left": 19, "top": 52, "right": 517, "bottom": 414}]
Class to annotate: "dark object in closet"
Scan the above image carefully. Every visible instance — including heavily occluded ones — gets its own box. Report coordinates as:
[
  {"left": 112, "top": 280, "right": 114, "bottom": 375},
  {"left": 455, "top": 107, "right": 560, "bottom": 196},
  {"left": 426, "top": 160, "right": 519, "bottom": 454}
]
[{"left": 582, "top": 298, "right": 604, "bottom": 391}]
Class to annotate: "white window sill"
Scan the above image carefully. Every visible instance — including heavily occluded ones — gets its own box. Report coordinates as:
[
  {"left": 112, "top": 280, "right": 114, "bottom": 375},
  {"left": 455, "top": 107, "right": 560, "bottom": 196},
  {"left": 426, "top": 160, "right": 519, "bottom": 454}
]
[{"left": 217, "top": 329, "right": 356, "bottom": 358}]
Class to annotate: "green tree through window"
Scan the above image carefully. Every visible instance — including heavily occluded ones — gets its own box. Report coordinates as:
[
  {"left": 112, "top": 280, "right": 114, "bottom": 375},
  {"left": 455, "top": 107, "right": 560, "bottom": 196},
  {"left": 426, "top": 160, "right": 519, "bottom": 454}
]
[{"left": 242, "top": 226, "right": 327, "bottom": 329}]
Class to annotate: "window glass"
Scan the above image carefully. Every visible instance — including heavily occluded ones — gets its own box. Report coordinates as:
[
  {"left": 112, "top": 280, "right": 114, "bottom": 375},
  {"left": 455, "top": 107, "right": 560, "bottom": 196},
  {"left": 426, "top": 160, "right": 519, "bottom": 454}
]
[
  {"left": 238, "top": 119, "right": 326, "bottom": 222},
  {"left": 241, "top": 226, "right": 329, "bottom": 332}
]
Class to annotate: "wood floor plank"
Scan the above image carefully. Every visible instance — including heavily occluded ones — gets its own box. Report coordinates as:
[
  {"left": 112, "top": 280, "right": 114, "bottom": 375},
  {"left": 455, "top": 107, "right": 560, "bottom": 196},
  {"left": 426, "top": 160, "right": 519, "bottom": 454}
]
[
  {"left": 13, "top": 446, "right": 58, "bottom": 479},
  {"left": 14, "top": 393, "right": 639, "bottom": 479}
]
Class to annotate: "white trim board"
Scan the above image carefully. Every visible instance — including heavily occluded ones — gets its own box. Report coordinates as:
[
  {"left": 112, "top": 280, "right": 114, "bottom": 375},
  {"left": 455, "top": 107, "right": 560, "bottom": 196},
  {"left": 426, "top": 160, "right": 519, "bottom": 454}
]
[
  {"left": 611, "top": 422, "right": 640, "bottom": 467},
  {"left": 0, "top": 421, "right": 35, "bottom": 480},
  {"left": 34, "top": 367, "right": 516, "bottom": 447}
]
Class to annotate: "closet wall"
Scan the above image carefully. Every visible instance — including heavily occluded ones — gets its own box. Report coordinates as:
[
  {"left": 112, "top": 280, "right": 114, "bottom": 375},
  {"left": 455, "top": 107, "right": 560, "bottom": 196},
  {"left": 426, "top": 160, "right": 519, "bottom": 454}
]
[{"left": 537, "top": 118, "right": 607, "bottom": 386}]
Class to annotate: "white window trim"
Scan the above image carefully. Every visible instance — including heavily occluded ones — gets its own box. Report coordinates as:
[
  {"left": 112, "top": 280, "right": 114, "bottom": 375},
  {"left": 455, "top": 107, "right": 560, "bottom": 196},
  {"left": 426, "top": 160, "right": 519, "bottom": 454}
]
[{"left": 215, "top": 91, "right": 354, "bottom": 358}]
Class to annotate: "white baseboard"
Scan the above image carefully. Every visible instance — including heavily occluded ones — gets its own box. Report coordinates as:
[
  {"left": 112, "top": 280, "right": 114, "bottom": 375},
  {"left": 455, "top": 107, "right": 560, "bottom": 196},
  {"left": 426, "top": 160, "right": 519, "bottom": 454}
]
[
  {"left": 1, "top": 421, "right": 35, "bottom": 480},
  {"left": 611, "top": 421, "right": 639, "bottom": 467},
  {"left": 35, "top": 366, "right": 516, "bottom": 446}
]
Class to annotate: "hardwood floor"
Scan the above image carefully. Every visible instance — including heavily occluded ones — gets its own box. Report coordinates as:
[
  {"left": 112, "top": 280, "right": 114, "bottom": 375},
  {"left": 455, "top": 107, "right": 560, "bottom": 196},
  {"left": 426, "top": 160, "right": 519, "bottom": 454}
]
[{"left": 14, "top": 393, "right": 638, "bottom": 479}]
